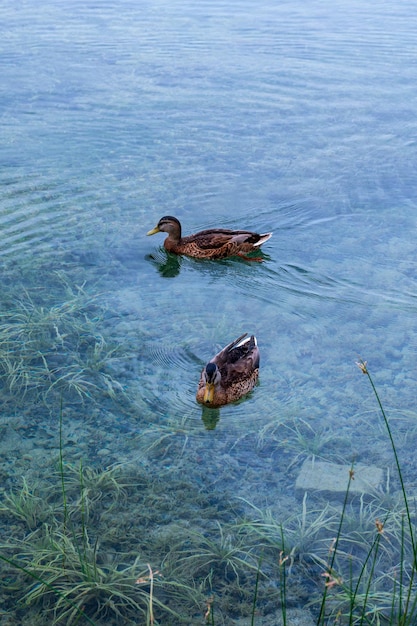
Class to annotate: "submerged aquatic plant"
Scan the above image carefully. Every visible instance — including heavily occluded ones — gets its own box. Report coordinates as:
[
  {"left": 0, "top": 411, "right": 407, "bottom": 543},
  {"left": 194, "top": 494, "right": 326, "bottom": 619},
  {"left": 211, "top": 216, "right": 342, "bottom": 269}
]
[
  {"left": 0, "top": 404, "right": 203, "bottom": 626},
  {"left": 235, "top": 362, "right": 417, "bottom": 625},
  {"left": 160, "top": 521, "right": 266, "bottom": 624},
  {"left": 169, "top": 521, "right": 260, "bottom": 585},
  {"left": 313, "top": 361, "right": 417, "bottom": 625},
  {"left": 0, "top": 279, "right": 123, "bottom": 405},
  {"left": 136, "top": 414, "right": 198, "bottom": 458},
  {"left": 239, "top": 493, "right": 338, "bottom": 575},
  {"left": 0, "top": 477, "right": 52, "bottom": 531},
  {"left": 257, "top": 417, "right": 346, "bottom": 468},
  {"left": 13, "top": 524, "right": 178, "bottom": 626},
  {"left": 0, "top": 465, "right": 199, "bottom": 625},
  {"left": 57, "top": 462, "right": 135, "bottom": 520}
]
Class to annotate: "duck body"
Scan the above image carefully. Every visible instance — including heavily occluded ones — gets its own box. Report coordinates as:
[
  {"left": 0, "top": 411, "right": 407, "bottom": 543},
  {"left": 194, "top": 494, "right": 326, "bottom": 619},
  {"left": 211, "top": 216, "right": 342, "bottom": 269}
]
[
  {"left": 147, "top": 216, "right": 272, "bottom": 260},
  {"left": 196, "top": 334, "right": 260, "bottom": 408}
]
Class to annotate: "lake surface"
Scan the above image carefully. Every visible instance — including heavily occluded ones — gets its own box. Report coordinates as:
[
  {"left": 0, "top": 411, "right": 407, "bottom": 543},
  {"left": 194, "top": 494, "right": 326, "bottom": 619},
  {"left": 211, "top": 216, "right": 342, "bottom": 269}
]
[{"left": 1, "top": 0, "right": 417, "bottom": 623}]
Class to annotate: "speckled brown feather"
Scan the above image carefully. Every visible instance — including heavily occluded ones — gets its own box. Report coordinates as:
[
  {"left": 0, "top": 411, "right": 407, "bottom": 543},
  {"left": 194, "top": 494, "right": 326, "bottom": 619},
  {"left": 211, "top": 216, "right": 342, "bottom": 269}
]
[
  {"left": 147, "top": 216, "right": 272, "bottom": 260},
  {"left": 196, "top": 334, "right": 260, "bottom": 408}
]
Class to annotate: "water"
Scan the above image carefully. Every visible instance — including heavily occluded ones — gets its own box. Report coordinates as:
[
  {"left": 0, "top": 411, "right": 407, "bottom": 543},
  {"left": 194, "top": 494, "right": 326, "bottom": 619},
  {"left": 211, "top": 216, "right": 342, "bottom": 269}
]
[{"left": 1, "top": 0, "right": 417, "bottom": 622}]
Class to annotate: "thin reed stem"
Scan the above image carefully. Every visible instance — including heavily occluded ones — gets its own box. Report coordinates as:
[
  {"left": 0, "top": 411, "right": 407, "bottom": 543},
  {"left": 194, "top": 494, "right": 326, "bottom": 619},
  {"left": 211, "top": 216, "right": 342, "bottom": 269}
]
[
  {"left": 357, "top": 361, "right": 416, "bottom": 557},
  {"left": 59, "top": 398, "right": 67, "bottom": 529},
  {"left": 317, "top": 463, "right": 355, "bottom": 625},
  {"left": 251, "top": 555, "right": 263, "bottom": 626},
  {"left": 78, "top": 459, "right": 89, "bottom": 572},
  {"left": 147, "top": 563, "right": 155, "bottom": 626},
  {"left": 399, "top": 513, "right": 405, "bottom": 620},
  {"left": 357, "top": 531, "right": 383, "bottom": 626},
  {"left": 357, "top": 360, "right": 417, "bottom": 624},
  {"left": 58, "top": 397, "right": 68, "bottom": 576},
  {"left": 279, "top": 526, "right": 287, "bottom": 626}
]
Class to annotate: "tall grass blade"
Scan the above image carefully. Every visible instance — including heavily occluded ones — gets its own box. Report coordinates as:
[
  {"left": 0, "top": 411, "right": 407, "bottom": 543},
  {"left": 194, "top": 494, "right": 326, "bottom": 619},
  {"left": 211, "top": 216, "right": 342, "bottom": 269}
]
[
  {"left": 251, "top": 555, "right": 263, "bottom": 626},
  {"left": 317, "top": 463, "right": 355, "bottom": 624},
  {"left": 357, "top": 360, "right": 417, "bottom": 624},
  {"left": 278, "top": 525, "right": 287, "bottom": 626}
]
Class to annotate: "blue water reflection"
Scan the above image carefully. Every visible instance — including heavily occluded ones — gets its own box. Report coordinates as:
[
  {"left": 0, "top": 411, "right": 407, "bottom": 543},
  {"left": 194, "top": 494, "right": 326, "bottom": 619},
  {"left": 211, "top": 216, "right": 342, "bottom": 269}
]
[{"left": 1, "top": 0, "right": 417, "bottom": 621}]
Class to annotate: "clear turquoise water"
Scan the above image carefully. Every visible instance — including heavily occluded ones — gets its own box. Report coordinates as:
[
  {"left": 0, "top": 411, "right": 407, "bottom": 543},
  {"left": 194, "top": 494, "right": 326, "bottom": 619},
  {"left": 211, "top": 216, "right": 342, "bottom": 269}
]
[{"left": 2, "top": 0, "right": 417, "bottom": 620}]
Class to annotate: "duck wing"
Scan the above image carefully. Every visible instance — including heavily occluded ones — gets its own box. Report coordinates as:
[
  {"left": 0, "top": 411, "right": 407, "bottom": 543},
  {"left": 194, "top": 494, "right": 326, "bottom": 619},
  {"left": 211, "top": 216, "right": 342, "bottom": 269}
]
[
  {"left": 190, "top": 229, "right": 267, "bottom": 250},
  {"left": 212, "top": 334, "right": 260, "bottom": 380}
]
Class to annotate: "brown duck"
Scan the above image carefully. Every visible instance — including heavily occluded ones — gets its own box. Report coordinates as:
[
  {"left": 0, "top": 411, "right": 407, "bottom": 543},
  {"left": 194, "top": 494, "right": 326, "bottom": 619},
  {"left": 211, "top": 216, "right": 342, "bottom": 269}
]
[
  {"left": 196, "top": 334, "right": 260, "bottom": 408},
  {"left": 147, "top": 216, "right": 272, "bottom": 261}
]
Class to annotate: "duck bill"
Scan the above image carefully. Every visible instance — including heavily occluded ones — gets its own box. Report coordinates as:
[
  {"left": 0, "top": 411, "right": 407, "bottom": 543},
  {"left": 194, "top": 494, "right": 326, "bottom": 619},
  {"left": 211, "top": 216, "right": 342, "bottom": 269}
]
[
  {"left": 203, "top": 383, "right": 215, "bottom": 404},
  {"left": 147, "top": 225, "right": 160, "bottom": 236}
]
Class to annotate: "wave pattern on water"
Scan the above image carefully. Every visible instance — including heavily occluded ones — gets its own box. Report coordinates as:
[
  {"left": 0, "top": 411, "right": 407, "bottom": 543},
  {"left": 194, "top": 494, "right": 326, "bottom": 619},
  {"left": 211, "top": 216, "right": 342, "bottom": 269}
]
[
  {"left": 0, "top": 170, "right": 121, "bottom": 262},
  {"left": 2, "top": 2, "right": 417, "bottom": 622},
  {"left": 1, "top": 0, "right": 417, "bottom": 510},
  {"left": 0, "top": 174, "right": 70, "bottom": 258}
]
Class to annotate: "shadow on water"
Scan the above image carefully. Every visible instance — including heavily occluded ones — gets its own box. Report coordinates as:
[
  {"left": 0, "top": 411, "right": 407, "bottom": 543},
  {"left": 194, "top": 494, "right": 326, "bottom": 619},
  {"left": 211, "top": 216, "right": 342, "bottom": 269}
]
[
  {"left": 142, "top": 242, "right": 365, "bottom": 313},
  {"left": 145, "top": 246, "right": 273, "bottom": 278},
  {"left": 146, "top": 249, "right": 183, "bottom": 277},
  {"left": 200, "top": 405, "right": 221, "bottom": 430}
]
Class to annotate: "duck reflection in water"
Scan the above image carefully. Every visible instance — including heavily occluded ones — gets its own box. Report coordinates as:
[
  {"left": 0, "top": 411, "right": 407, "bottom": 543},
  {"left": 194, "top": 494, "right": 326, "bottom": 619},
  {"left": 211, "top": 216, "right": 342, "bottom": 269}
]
[
  {"left": 201, "top": 406, "right": 220, "bottom": 430},
  {"left": 146, "top": 250, "right": 182, "bottom": 278}
]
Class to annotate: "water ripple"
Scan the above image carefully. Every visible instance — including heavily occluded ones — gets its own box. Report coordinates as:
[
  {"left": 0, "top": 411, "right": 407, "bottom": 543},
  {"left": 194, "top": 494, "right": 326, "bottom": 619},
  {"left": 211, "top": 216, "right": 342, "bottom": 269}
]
[{"left": 0, "top": 171, "right": 111, "bottom": 262}]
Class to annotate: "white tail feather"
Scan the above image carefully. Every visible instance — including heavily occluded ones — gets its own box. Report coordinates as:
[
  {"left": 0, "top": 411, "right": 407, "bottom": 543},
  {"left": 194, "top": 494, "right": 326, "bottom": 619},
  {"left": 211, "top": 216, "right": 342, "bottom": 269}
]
[
  {"left": 253, "top": 232, "right": 273, "bottom": 247},
  {"left": 235, "top": 334, "right": 257, "bottom": 348}
]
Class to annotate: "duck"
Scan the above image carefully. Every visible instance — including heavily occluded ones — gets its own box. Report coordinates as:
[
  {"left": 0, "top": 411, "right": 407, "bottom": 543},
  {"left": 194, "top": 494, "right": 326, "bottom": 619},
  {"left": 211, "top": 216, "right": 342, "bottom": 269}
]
[
  {"left": 147, "top": 216, "right": 272, "bottom": 261},
  {"left": 196, "top": 334, "right": 260, "bottom": 408}
]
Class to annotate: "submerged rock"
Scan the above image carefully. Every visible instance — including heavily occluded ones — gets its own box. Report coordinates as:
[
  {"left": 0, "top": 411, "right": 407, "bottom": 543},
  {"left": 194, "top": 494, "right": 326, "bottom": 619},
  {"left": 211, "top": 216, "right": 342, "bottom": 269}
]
[{"left": 295, "top": 459, "right": 384, "bottom": 500}]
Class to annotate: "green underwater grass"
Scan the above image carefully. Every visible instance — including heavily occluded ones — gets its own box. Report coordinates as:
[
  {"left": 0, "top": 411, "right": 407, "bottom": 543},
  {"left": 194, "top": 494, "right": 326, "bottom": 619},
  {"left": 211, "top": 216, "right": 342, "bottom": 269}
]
[
  {"left": 0, "top": 271, "right": 416, "bottom": 624},
  {"left": 0, "top": 274, "right": 124, "bottom": 408},
  {"left": 312, "top": 360, "right": 417, "bottom": 626},
  {"left": 205, "top": 361, "right": 417, "bottom": 625},
  {"left": 292, "top": 361, "right": 417, "bottom": 626},
  {"left": 0, "top": 408, "right": 201, "bottom": 625},
  {"left": 1, "top": 362, "right": 417, "bottom": 625}
]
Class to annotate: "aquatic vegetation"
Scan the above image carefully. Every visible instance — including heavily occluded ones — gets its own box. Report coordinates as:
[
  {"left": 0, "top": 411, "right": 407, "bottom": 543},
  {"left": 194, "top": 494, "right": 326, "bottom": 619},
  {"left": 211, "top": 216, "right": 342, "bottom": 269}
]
[
  {"left": 232, "top": 363, "right": 417, "bottom": 626},
  {"left": 0, "top": 278, "right": 123, "bottom": 406},
  {"left": 336, "top": 494, "right": 410, "bottom": 565},
  {"left": 0, "top": 406, "right": 206, "bottom": 625},
  {"left": 136, "top": 414, "right": 198, "bottom": 458},
  {"left": 283, "top": 418, "right": 345, "bottom": 464},
  {"left": 312, "top": 362, "right": 417, "bottom": 625},
  {"left": 58, "top": 462, "right": 135, "bottom": 517},
  {"left": 161, "top": 521, "right": 266, "bottom": 623},
  {"left": 0, "top": 463, "right": 202, "bottom": 625},
  {"left": 4, "top": 520, "right": 190, "bottom": 626},
  {"left": 1, "top": 287, "right": 417, "bottom": 626},
  {"left": 0, "top": 477, "right": 53, "bottom": 531},
  {"left": 167, "top": 521, "right": 260, "bottom": 586},
  {"left": 238, "top": 492, "right": 338, "bottom": 575},
  {"left": 255, "top": 415, "right": 290, "bottom": 451},
  {"left": 313, "top": 517, "right": 417, "bottom": 625}
]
